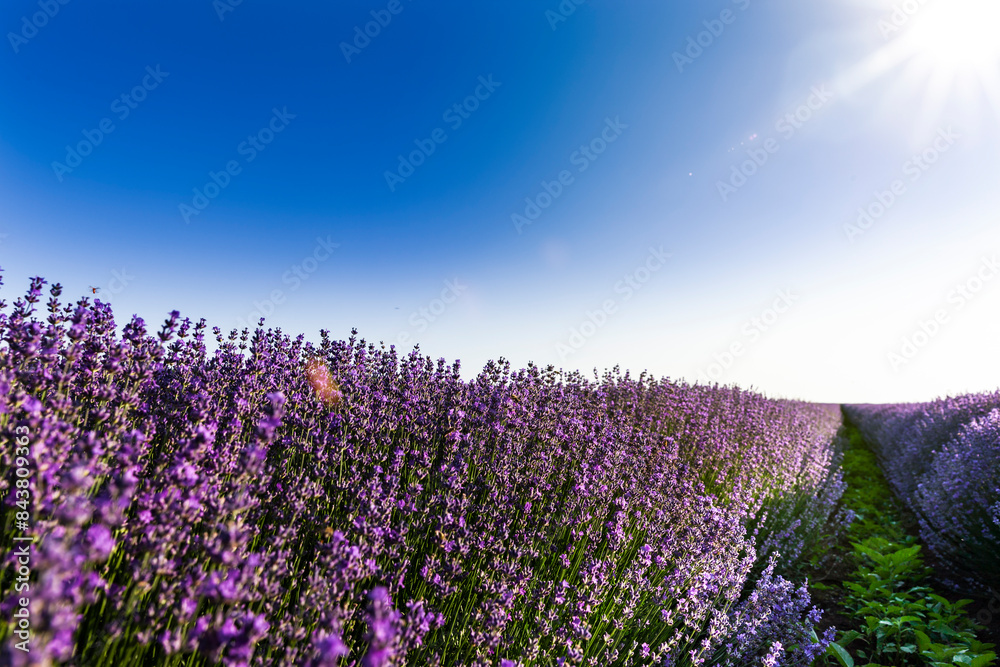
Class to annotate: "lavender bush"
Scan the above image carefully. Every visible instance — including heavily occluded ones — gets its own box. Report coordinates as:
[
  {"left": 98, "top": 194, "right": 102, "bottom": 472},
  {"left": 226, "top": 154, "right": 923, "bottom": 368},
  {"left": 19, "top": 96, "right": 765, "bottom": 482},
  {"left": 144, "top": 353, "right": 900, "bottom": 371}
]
[
  {"left": 845, "top": 396, "right": 1000, "bottom": 593},
  {"left": 1, "top": 273, "right": 841, "bottom": 666}
]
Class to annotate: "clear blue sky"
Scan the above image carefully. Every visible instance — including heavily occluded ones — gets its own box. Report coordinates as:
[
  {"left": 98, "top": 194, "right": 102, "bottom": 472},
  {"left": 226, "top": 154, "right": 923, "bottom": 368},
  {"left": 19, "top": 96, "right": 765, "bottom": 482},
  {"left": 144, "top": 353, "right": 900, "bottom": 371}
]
[{"left": 3, "top": 0, "right": 999, "bottom": 403}]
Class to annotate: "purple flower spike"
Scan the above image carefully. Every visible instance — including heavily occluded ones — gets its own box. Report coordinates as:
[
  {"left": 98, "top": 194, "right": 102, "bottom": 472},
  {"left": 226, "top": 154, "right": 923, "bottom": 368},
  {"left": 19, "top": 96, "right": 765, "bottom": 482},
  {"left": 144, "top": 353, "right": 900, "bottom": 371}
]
[
  {"left": 361, "top": 587, "right": 401, "bottom": 667},
  {"left": 85, "top": 524, "right": 116, "bottom": 560},
  {"left": 0, "top": 273, "right": 856, "bottom": 665},
  {"left": 311, "top": 627, "right": 350, "bottom": 666}
]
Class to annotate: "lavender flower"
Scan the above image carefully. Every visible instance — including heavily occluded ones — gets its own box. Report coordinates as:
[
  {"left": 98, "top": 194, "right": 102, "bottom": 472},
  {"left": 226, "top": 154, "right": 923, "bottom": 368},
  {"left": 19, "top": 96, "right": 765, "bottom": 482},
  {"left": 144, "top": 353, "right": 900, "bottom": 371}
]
[
  {"left": 846, "top": 397, "right": 1000, "bottom": 592},
  {"left": 0, "top": 273, "right": 847, "bottom": 666}
]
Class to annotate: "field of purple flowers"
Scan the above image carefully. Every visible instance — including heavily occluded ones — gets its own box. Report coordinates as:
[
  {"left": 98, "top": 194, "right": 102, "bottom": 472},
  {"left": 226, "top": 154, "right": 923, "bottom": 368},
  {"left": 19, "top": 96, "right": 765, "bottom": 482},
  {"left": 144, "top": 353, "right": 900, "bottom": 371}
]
[
  {"left": 845, "top": 397, "right": 1000, "bottom": 594},
  {"left": 0, "top": 275, "right": 850, "bottom": 666}
]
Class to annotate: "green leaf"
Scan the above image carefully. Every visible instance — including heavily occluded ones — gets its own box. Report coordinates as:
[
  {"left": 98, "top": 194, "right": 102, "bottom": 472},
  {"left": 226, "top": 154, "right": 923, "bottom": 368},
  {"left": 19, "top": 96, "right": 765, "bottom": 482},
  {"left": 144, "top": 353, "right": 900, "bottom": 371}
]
[
  {"left": 854, "top": 542, "right": 890, "bottom": 566},
  {"left": 915, "top": 630, "right": 933, "bottom": 652},
  {"left": 970, "top": 653, "right": 997, "bottom": 667},
  {"left": 839, "top": 630, "right": 864, "bottom": 645},
  {"left": 846, "top": 582, "right": 868, "bottom": 595},
  {"left": 890, "top": 545, "right": 921, "bottom": 564},
  {"left": 828, "top": 641, "right": 855, "bottom": 667}
]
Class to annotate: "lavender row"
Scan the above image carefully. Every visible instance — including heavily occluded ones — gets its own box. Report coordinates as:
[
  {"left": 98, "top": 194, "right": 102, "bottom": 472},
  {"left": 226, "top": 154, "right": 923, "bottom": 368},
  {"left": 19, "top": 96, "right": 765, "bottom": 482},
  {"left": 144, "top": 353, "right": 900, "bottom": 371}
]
[
  {"left": 1, "top": 274, "right": 842, "bottom": 666},
  {"left": 844, "top": 396, "right": 1000, "bottom": 592}
]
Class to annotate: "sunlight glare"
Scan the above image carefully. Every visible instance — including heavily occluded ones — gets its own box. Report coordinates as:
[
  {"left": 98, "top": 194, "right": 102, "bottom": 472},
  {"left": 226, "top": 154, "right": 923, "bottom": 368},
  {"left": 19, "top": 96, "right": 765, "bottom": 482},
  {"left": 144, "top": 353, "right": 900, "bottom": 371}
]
[{"left": 903, "top": 0, "right": 1000, "bottom": 70}]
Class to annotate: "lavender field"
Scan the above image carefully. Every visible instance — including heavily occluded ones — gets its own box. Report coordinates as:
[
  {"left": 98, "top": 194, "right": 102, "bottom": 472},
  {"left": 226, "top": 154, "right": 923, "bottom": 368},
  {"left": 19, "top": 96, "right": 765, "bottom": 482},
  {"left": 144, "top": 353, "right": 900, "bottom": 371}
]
[
  {"left": 5, "top": 270, "right": 1000, "bottom": 667},
  {"left": 6, "top": 0, "right": 1000, "bottom": 663},
  {"left": 845, "top": 398, "right": 1000, "bottom": 594},
  {"left": 0, "top": 276, "right": 858, "bottom": 666}
]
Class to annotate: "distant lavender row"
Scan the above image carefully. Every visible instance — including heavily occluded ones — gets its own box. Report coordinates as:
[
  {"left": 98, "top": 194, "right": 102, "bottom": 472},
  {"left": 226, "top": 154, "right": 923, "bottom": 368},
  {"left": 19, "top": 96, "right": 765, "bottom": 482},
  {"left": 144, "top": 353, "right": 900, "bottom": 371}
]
[
  {"left": 845, "top": 396, "right": 1000, "bottom": 592},
  {"left": 1, "top": 274, "right": 842, "bottom": 666}
]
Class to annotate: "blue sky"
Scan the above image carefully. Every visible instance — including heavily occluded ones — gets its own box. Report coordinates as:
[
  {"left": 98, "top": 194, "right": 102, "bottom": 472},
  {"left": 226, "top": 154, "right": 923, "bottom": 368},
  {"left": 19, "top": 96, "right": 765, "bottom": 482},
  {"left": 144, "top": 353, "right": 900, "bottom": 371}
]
[{"left": 2, "top": 0, "right": 999, "bottom": 403}]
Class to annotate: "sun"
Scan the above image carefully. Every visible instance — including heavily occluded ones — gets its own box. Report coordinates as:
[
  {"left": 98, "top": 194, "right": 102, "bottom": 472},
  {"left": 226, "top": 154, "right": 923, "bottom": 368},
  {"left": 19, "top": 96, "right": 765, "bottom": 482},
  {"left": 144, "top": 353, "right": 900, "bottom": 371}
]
[
  {"left": 836, "top": 0, "right": 1000, "bottom": 137},
  {"left": 899, "top": 0, "right": 1000, "bottom": 71}
]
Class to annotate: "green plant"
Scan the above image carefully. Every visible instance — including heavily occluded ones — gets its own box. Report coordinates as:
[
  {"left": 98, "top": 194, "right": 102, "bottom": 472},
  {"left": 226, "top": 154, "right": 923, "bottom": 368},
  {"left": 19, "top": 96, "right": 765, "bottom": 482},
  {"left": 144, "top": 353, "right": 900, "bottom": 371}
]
[{"left": 810, "top": 417, "right": 996, "bottom": 667}]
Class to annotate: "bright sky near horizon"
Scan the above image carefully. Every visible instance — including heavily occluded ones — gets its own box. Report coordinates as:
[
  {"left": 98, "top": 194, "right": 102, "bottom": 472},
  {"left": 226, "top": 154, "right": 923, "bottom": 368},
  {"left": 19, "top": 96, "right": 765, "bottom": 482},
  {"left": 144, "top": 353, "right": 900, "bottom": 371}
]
[{"left": 2, "top": 0, "right": 999, "bottom": 405}]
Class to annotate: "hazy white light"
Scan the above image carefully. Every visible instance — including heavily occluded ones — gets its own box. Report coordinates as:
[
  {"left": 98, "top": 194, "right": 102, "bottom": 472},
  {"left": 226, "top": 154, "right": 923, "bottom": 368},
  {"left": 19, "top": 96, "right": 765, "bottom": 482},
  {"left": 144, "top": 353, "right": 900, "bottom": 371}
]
[{"left": 903, "top": 0, "right": 1000, "bottom": 70}]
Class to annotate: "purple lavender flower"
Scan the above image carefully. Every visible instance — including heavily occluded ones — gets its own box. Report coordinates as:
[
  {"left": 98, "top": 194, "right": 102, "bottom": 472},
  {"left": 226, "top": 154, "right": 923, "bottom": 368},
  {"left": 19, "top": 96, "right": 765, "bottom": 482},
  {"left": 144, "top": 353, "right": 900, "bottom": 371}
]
[
  {"left": 0, "top": 273, "right": 848, "bottom": 666},
  {"left": 85, "top": 524, "right": 116, "bottom": 560},
  {"left": 847, "top": 397, "right": 1000, "bottom": 591},
  {"left": 762, "top": 641, "right": 783, "bottom": 667}
]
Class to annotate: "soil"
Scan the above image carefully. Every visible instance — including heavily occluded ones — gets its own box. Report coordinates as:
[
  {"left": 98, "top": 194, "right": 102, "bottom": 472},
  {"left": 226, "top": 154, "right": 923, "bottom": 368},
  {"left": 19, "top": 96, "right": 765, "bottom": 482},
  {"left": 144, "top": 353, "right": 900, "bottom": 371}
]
[{"left": 809, "top": 526, "right": 864, "bottom": 641}]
